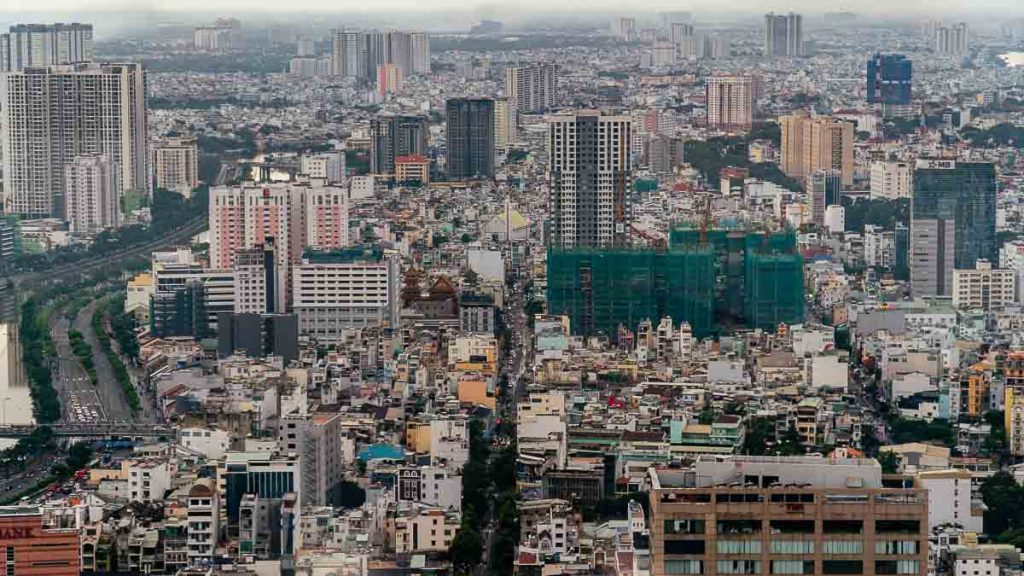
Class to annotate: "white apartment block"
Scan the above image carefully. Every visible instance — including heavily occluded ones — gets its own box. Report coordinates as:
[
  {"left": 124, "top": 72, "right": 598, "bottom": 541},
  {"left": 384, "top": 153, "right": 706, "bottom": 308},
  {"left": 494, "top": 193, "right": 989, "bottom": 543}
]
[
  {"left": 952, "top": 260, "right": 1016, "bottom": 310},
  {"left": 278, "top": 413, "right": 343, "bottom": 507},
  {"left": 705, "top": 75, "right": 753, "bottom": 131},
  {"left": 0, "top": 62, "right": 148, "bottom": 217},
  {"left": 429, "top": 417, "right": 469, "bottom": 469},
  {"left": 126, "top": 458, "right": 172, "bottom": 502},
  {"left": 395, "top": 509, "right": 459, "bottom": 554},
  {"left": 918, "top": 470, "right": 983, "bottom": 533},
  {"left": 152, "top": 137, "right": 199, "bottom": 196},
  {"left": 410, "top": 33, "right": 431, "bottom": 75},
  {"left": 177, "top": 428, "right": 230, "bottom": 460},
  {"left": 548, "top": 111, "right": 633, "bottom": 248},
  {"left": 65, "top": 154, "right": 121, "bottom": 234},
  {"left": 396, "top": 464, "right": 463, "bottom": 512},
  {"left": 304, "top": 182, "right": 350, "bottom": 249},
  {"left": 870, "top": 161, "right": 913, "bottom": 199},
  {"left": 291, "top": 255, "right": 401, "bottom": 343},
  {"left": 0, "top": 23, "right": 94, "bottom": 72},
  {"left": 864, "top": 224, "right": 895, "bottom": 268},
  {"left": 300, "top": 152, "right": 346, "bottom": 184},
  {"left": 506, "top": 63, "right": 557, "bottom": 113},
  {"left": 999, "top": 240, "right": 1024, "bottom": 301},
  {"left": 186, "top": 479, "right": 220, "bottom": 563},
  {"left": 233, "top": 246, "right": 274, "bottom": 314}
]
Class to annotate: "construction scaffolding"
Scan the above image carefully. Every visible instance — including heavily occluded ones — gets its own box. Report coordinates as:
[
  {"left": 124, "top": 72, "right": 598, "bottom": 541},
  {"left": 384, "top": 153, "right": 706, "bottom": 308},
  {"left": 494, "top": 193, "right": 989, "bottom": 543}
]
[{"left": 546, "top": 227, "right": 806, "bottom": 341}]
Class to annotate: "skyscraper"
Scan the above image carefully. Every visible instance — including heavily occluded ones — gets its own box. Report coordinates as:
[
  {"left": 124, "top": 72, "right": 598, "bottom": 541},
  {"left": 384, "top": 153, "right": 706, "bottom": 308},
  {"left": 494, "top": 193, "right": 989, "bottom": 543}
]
[
  {"left": 0, "top": 23, "right": 93, "bottom": 72},
  {"left": 935, "top": 23, "right": 969, "bottom": 55},
  {"left": 370, "top": 114, "right": 429, "bottom": 175},
  {"left": 446, "top": 98, "right": 496, "bottom": 181},
  {"left": 705, "top": 75, "right": 754, "bottom": 132},
  {"left": 376, "top": 63, "right": 403, "bottom": 95},
  {"left": 548, "top": 110, "right": 633, "bottom": 248},
  {"left": 867, "top": 54, "right": 913, "bottom": 118},
  {"left": 494, "top": 97, "right": 514, "bottom": 152},
  {"left": 911, "top": 160, "right": 996, "bottom": 297},
  {"left": 505, "top": 63, "right": 557, "bottom": 113},
  {"left": 0, "top": 62, "right": 148, "bottom": 218},
  {"left": 330, "top": 30, "right": 429, "bottom": 80},
  {"left": 152, "top": 137, "right": 200, "bottom": 197},
  {"left": 614, "top": 18, "right": 637, "bottom": 41},
  {"left": 764, "top": 12, "right": 803, "bottom": 57},
  {"left": 809, "top": 170, "right": 842, "bottom": 227},
  {"left": 780, "top": 114, "right": 854, "bottom": 186}
]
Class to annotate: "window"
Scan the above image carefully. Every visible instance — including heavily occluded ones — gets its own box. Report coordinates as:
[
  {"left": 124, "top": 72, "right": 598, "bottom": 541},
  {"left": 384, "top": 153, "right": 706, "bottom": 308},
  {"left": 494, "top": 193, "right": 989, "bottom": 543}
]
[
  {"left": 876, "top": 540, "right": 919, "bottom": 555},
  {"left": 823, "top": 520, "right": 863, "bottom": 534},
  {"left": 717, "top": 560, "right": 761, "bottom": 574},
  {"left": 717, "top": 520, "right": 761, "bottom": 534},
  {"left": 664, "top": 560, "right": 703, "bottom": 574},
  {"left": 822, "top": 540, "right": 863, "bottom": 554},
  {"left": 664, "top": 540, "right": 705, "bottom": 555},
  {"left": 664, "top": 519, "right": 705, "bottom": 535},
  {"left": 771, "top": 560, "right": 814, "bottom": 574},
  {"left": 770, "top": 520, "right": 815, "bottom": 533},
  {"left": 876, "top": 560, "right": 920, "bottom": 574},
  {"left": 771, "top": 540, "right": 814, "bottom": 554},
  {"left": 822, "top": 560, "right": 863, "bottom": 574},
  {"left": 717, "top": 540, "right": 761, "bottom": 554},
  {"left": 876, "top": 520, "right": 920, "bottom": 534}
]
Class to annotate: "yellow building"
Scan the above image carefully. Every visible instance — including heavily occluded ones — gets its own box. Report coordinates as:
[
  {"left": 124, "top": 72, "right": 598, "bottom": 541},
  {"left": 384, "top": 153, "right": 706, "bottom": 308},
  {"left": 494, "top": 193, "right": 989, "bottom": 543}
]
[
  {"left": 779, "top": 113, "right": 854, "bottom": 186},
  {"left": 1006, "top": 387, "right": 1024, "bottom": 457},
  {"left": 960, "top": 363, "right": 991, "bottom": 419}
]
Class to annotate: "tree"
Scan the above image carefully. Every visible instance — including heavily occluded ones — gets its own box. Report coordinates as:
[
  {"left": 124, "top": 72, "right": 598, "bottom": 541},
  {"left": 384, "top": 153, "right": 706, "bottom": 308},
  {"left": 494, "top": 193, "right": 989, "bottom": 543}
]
[
  {"left": 877, "top": 450, "right": 900, "bottom": 474},
  {"left": 339, "top": 480, "right": 366, "bottom": 508},
  {"left": 981, "top": 471, "right": 1024, "bottom": 534},
  {"left": 449, "top": 513, "right": 484, "bottom": 575},
  {"left": 697, "top": 407, "right": 716, "bottom": 425},
  {"left": 775, "top": 424, "right": 804, "bottom": 456},
  {"left": 742, "top": 418, "right": 775, "bottom": 456}
]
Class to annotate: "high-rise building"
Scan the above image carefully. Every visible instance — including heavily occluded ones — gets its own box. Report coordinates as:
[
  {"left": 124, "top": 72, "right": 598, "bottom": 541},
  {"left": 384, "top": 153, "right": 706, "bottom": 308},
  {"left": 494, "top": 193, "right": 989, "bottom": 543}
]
[
  {"left": 370, "top": 114, "right": 429, "bottom": 175},
  {"left": 330, "top": 30, "right": 429, "bottom": 79},
  {"left": 300, "top": 151, "right": 346, "bottom": 183},
  {"left": 233, "top": 243, "right": 277, "bottom": 314},
  {"left": 614, "top": 17, "right": 637, "bottom": 41},
  {"left": 221, "top": 451, "right": 299, "bottom": 557},
  {"left": 648, "top": 135, "right": 685, "bottom": 175},
  {"left": 65, "top": 154, "right": 121, "bottom": 234},
  {"left": 780, "top": 114, "right": 854, "bottom": 186},
  {"left": 0, "top": 23, "right": 93, "bottom": 72},
  {"left": 548, "top": 111, "right": 633, "bottom": 249},
  {"left": 505, "top": 63, "right": 557, "bottom": 113},
  {"left": 867, "top": 54, "right": 913, "bottom": 118},
  {"left": 292, "top": 251, "right": 402, "bottom": 343},
  {"left": 870, "top": 161, "right": 913, "bottom": 199},
  {"left": 809, "top": 170, "right": 842, "bottom": 227},
  {"left": 649, "top": 456, "right": 928, "bottom": 576},
  {"left": 376, "top": 62, "right": 403, "bottom": 95},
  {"left": 445, "top": 98, "right": 495, "bottom": 181},
  {"left": 705, "top": 75, "right": 754, "bottom": 132},
  {"left": 151, "top": 252, "right": 235, "bottom": 338},
  {"left": 651, "top": 40, "right": 677, "bottom": 67},
  {"left": 895, "top": 221, "right": 910, "bottom": 281},
  {"left": 764, "top": 12, "right": 803, "bottom": 57},
  {"left": 193, "top": 26, "right": 232, "bottom": 51},
  {"left": 186, "top": 479, "right": 220, "bottom": 565},
  {"left": 911, "top": 160, "right": 996, "bottom": 297},
  {"left": 217, "top": 312, "right": 299, "bottom": 363},
  {"left": 494, "top": 97, "right": 514, "bottom": 152},
  {"left": 152, "top": 137, "right": 199, "bottom": 197},
  {"left": 304, "top": 183, "right": 349, "bottom": 250},
  {"left": 952, "top": 260, "right": 1015, "bottom": 310},
  {"left": 278, "top": 412, "right": 343, "bottom": 507},
  {"left": 935, "top": 23, "right": 969, "bottom": 55},
  {"left": 0, "top": 62, "right": 148, "bottom": 218}
]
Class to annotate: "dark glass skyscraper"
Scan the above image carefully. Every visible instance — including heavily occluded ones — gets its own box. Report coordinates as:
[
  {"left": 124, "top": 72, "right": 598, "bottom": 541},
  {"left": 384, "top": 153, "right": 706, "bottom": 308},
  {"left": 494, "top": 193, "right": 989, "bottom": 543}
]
[
  {"left": 867, "top": 53, "right": 912, "bottom": 117},
  {"left": 910, "top": 160, "right": 996, "bottom": 296},
  {"left": 445, "top": 98, "right": 495, "bottom": 180},
  {"left": 370, "top": 114, "right": 429, "bottom": 175}
]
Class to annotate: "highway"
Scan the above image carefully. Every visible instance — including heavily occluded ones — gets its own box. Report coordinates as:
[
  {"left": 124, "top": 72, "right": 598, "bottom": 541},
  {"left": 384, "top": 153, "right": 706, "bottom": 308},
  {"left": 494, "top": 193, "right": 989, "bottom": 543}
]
[{"left": 51, "top": 315, "right": 108, "bottom": 425}]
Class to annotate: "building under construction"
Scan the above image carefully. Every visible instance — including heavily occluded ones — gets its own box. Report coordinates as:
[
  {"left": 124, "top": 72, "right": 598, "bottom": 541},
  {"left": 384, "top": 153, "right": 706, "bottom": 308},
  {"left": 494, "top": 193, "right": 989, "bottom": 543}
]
[{"left": 547, "top": 227, "right": 804, "bottom": 339}]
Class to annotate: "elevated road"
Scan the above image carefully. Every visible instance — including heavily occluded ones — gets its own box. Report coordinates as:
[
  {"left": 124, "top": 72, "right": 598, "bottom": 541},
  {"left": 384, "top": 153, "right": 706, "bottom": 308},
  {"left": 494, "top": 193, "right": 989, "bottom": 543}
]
[{"left": 0, "top": 423, "right": 173, "bottom": 438}]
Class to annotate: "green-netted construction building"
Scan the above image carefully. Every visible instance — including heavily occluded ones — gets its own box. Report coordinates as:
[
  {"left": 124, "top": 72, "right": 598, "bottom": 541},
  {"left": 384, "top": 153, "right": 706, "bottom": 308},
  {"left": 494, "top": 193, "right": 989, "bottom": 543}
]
[{"left": 546, "top": 227, "right": 804, "bottom": 339}]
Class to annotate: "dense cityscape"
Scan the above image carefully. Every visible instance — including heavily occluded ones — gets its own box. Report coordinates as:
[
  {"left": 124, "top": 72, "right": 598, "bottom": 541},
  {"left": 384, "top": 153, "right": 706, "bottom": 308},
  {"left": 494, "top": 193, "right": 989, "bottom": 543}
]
[{"left": 0, "top": 3, "right": 1022, "bottom": 575}]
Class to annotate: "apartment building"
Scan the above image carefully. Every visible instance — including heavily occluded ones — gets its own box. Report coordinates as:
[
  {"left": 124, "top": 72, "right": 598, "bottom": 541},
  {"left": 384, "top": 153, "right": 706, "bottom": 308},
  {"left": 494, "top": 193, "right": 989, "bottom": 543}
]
[
  {"left": 952, "top": 260, "right": 1015, "bottom": 310},
  {"left": 706, "top": 76, "right": 754, "bottom": 132},
  {"left": 152, "top": 137, "right": 199, "bottom": 196}
]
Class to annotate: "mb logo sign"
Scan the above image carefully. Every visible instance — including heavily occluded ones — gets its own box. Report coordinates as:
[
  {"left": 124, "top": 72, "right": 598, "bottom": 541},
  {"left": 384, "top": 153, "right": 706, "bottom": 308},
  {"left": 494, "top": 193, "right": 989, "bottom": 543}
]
[{"left": 916, "top": 159, "right": 956, "bottom": 170}]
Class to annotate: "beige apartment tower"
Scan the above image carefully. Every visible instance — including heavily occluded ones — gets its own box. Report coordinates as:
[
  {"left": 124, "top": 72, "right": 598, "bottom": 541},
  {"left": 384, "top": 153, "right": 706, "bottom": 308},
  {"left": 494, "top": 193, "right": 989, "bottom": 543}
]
[
  {"left": 780, "top": 113, "right": 854, "bottom": 187},
  {"left": 152, "top": 137, "right": 199, "bottom": 197},
  {"left": 650, "top": 456, "right": 928, "bottom": 576},
  {"left": 706, "top": 76, "right": 754, "bottom": 132}
]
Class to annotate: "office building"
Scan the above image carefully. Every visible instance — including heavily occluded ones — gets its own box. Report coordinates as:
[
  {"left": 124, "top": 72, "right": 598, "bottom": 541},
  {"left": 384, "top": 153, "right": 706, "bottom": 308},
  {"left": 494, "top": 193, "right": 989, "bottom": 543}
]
[
  {"left": 64, "top": 155, "right": 121, "bottom": 234},
  {"left": 446, "top": 98, "right": 495, "bottom": 180},
  {"left": 395, "top": 155, "right": 430, "bottom": 184},
  {"left": 292, "top": 250, "right": 402, "bottom": 343},
  {"left": 217, "top": 312, "right": 299, "bottom": 363},
  {"left": 649, "top": 455, "right": 928, "bottom": 576},
  {"left": 233, "top": 244, "right": 277, "bottom": 315},
  {"left": 376, "top": 62, "right": 403, "bottom": 95},
  {"left": 278, "top": 412, "right": 343, "bottom": 507},
  {"left": 780, "top": 114, "right": 854, "bottom": 186},
  {"left": 870, "top": 161, "right": 913, "bottom": 199},
  {"left": 648, "top": 135, "right": 685, "bottom": 175},
  {"left": 0, "top": 506, "right": 80, "bottom": 575},
  {"left": 867, "top": 54, "right": 913, "bottom": 118},
  {"left": 222, "top": 451, "right": 299, "bottom": 558},
  {"left": 706, "top": 76, "right": 754, "bottom": 132},
  {"left": 0, "top": 62, "right": 148, "bottom": 218},
  {"left": 548, "top": 110, "right": 633, "bottom": 249},
  {"left": 952, "top": 260, "right": 1015, "bottom": 310},
  {"left": 809, "top": 170, "right": 842, "bottom": 228},
  {"left": 152, "top": 137, "right": 199, "bottom": 197},
  {"left": 151, "top": 265, "right": 235, "bottom": 338},
  {"left": 935, "top": 23, "right": 969, "bottom": 55},
  {"left": 300, "top": 151, "right": 345, "bottom": 184},
  {"left": 764, "top": 12, "right": 803, "bottom": 56},
  {"left": 0, "top": 23, "right": 93, "bottom": 72},
  {"left": 895, "top": 222, "right": 910, "bottom": 281},
  {"left": 911, "top": 160, "right": 996, "bottom": 297},
  {"left": 370, "top": 114, "right": 429, "bottom": 175},
  {"left": 506, "top": 63, "right": 557, "bottom": 113}
]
